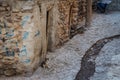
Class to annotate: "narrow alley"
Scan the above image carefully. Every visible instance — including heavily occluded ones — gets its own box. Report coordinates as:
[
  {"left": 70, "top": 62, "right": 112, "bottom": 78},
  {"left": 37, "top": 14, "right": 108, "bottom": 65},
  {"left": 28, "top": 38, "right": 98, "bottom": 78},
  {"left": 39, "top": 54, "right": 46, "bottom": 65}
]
[{"left": 1, "top": 11, "right": 120, "bottom": 80}]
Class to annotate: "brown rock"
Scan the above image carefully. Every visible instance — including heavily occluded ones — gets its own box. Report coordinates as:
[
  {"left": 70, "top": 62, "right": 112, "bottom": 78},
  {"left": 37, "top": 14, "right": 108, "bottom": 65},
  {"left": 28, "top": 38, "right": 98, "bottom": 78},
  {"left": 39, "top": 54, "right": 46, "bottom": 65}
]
[
  {"left": 3, "top": 57, "right": 15, "bottom": 65},
  {"left": 1, "top": 3, "right": 8, "bottom": 7},
  {"left": 3, "top": 56, "right": 14, "bottom": 60},
  {"left": 0, "top": 50, "right": 6, "bottom": 54},
  {"left": 4, "top": 69, "right": 16, "bottom": 76},
  {"left": 12, "top": 9, "right": 20, "bottom": 13},
  {"left": 21, "top": 6, "right": 33, "bottom": 11},
  {"left": 0, "top": 7, "right": 6, "bottom": 11},
  {"left": 0, "top": 40, "right": 3, "bottom": 45},
  {"left": 0, "top": 55, "right": 3, "bottom": 59},
  {"left": 3, "top": 61, "right": 14, "bottom": 65},
  {"left": 2, "top": 28, "right": 6, "bottom": 34},
  {"left": 0, "top": 62, "right": 3, "bottom": 68},
  {"left": 6, "top": 7, "right": 10, "bottom": 11}
]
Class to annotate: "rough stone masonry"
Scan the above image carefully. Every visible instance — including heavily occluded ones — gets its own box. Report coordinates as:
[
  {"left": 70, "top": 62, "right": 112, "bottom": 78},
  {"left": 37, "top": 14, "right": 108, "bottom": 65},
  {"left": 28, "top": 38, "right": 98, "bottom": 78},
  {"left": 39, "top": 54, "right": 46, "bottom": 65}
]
[{"left": 0, "top": 0, "right": 87, "bottom": 76}]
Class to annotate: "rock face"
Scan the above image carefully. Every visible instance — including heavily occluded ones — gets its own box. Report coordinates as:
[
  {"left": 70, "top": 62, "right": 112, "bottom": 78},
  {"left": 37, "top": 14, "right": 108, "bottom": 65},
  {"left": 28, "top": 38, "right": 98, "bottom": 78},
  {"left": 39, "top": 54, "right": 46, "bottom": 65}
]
[{"left": 0, "top": 0, "right": 87, "bottom": 76}]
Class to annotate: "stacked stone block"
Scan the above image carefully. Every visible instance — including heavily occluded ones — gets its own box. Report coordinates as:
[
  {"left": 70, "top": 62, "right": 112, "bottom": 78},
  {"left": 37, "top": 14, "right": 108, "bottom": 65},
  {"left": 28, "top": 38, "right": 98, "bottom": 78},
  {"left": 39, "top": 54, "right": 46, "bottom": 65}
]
[
  {"left": 0, "top": 0, "right": 42, "bottom": 76},
  {"left": 56, "top": 0, "right": 87, "bottom": 46},
  {"left": 0, "top": 0, "right": 87, "bottom": 76}
]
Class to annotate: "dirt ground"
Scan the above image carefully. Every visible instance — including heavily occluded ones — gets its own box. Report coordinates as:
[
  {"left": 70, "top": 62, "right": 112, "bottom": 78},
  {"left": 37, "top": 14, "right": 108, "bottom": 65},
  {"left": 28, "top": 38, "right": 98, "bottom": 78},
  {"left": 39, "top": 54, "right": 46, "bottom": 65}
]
[
  {"left": 0, "top": 11, "right": 120, "bottom": 80},
  {"left": 75, "top": 34, "right": 120, "bottom": 80},
  {"left": 90, "top": 38, "right": 120, "bottom": 80}
]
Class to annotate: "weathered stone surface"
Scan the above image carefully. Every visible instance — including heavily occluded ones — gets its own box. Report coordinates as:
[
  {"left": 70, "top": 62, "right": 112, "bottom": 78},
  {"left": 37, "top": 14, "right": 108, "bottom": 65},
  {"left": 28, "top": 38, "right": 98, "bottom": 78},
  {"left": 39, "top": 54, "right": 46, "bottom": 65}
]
[
  {"left": 0, "top": 7, "right": 6, "bottom": 11},
  {"left": 1, "top": 2, "right": 8, "bottom": 7},
  {"left": 0, "top": 62, "right": 3, "bottom": 68},
  {"left": 4, "top": 69, "right": 16, "bottom": 76},
  {"left": 0, "top": 69, "right": 4, "bottom": 75},
  {"left": 0, "top": 55, "right": 3, "bottom": 59},
  {"left": 6, "top": 7, "right": 10, "bottom": 11},
  {"left": 0, "top": 0, "right": 87, "bottom": 76},
  {"left": 56, "top": 0, "right": 86, "bottom": 46},
  {"left": 2, "top": 57, "right": 15, "bottom": 65}
]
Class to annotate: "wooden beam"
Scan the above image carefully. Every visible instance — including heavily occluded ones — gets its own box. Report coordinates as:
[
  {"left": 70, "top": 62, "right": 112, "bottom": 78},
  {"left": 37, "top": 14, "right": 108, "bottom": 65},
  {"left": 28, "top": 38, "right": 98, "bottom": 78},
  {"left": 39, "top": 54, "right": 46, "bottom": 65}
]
[{"left": 86, "top": 0, "right": 92, "bottom": 27}]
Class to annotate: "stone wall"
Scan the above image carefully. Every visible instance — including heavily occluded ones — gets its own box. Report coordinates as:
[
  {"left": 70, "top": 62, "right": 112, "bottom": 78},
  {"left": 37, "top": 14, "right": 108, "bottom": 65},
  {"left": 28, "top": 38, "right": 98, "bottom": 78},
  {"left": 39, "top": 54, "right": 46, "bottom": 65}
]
[
  {"left": 56, "top": 0, "right": 87, "bottom": 46},
  {"left": 0, "top": 0, "right": 87, "bottom": 76},
  {"left": 0, "top": 0, "right": 43, "bottom": 76},
  {"left": 56, "top": 0, "right": 71, "bottom": 46}
]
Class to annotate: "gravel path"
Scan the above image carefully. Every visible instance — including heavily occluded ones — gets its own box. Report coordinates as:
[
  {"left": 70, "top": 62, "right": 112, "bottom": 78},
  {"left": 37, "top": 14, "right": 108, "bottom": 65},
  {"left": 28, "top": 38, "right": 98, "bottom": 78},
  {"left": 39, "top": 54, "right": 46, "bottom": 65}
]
[{"left": 0, "top": 12, "right": 120, "bottom": 80}]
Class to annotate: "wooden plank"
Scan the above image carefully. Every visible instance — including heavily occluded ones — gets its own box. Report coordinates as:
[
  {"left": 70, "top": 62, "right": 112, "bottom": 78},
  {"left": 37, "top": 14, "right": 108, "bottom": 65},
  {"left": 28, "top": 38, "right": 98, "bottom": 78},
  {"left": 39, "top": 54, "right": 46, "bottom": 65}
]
[{"left": 86, "top": 0, "right": 92, "bottom": 26}]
